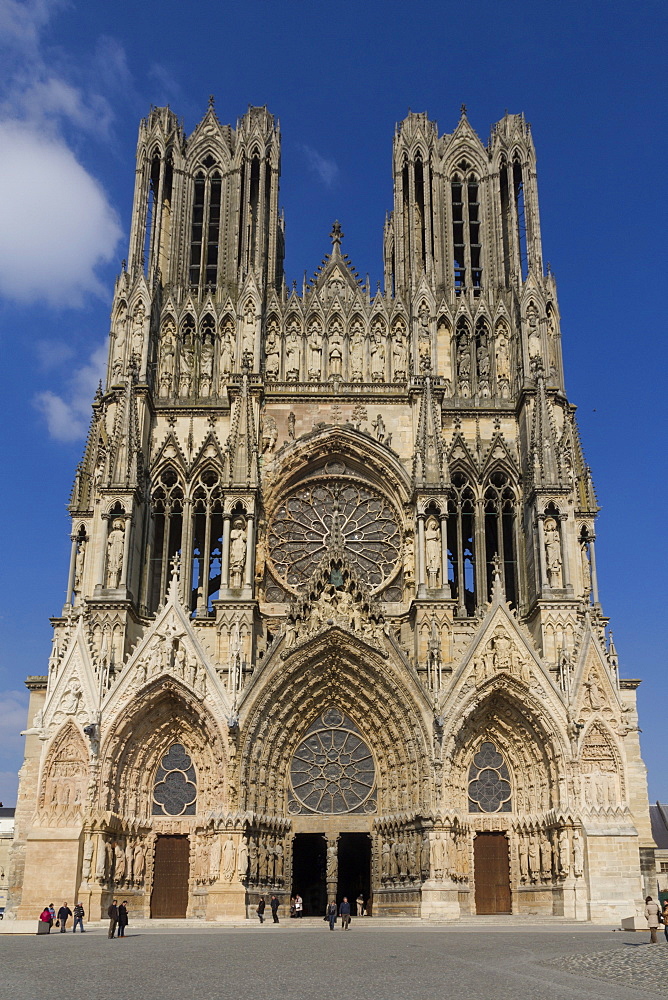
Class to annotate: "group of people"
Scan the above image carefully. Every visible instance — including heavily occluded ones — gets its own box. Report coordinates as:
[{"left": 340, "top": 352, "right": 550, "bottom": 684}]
[
  {"left": 644, "top": 896, "right": 668, "bottom": 943},
  {"left": 38, "top": 902, "right": 85, "bottom": 933},
  {"left": 107, "top": 899, "right": 130, "bottom": 938},
  {"left": 326, "top": 897, "right": 352, "bottom": 930},
  {"left": 256, "top": 895, "right": 281, "bottom": 923}
]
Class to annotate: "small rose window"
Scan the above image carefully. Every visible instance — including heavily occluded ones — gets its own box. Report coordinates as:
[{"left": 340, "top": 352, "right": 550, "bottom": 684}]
[
  {"left": 152, "top": 743, "right": 197, "bottom": 816},
  {"left": 468, "top": 740, "right": 512, "bottom": 813}
]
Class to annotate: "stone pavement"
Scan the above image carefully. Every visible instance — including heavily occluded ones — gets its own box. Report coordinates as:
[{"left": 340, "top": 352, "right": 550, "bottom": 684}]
[{"left": 2, "top": 923, "right": 667, "bottom": 1000}]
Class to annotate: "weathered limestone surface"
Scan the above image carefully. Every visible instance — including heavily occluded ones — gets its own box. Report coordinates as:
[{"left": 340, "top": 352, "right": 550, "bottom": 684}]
[{"left": 6, "top": 103, "right": 654, "bottom": 925}]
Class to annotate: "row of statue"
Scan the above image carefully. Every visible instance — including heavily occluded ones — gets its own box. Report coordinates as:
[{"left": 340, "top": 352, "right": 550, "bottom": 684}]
[
  {"left": 517, "top": 828, "right": 584, "bottom": 882},
  {"left": 90, "top": 836, "right": 147, "bottom": 885},
  {"left": 283, "top": 586, "right": 387, "bottom": 648},
  {"left": 378, "top": 830, "right": 470, "bottom": 884}
]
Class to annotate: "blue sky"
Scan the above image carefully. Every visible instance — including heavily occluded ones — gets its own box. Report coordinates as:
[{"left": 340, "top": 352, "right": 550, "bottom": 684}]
[{"left": 0, "top": 0, "right": 666, "bottom": 805}]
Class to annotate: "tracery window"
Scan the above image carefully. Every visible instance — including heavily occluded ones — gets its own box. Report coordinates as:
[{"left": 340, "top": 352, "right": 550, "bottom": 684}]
[
  {"left": 484, "top": 472, "right": 518, "bottom": 608},
  {"left": 190, "top": 467, "right": 223, "bottom": 614},
  {"left": 451, "top": 166, "right": 482, "bottom": 295},
  {"left": 446, "top": 473, "right": 476, "bottom": 616},
  {"left": 152, "top": 743, "right": 197, "bottom": 816},
  {"left": 148, "top": 467, "right": 184, "bottom": 612},
  {"left": 189, "top": 159, "right": 222, "bottom": 287},
  {"left": 268, "top": 477, "right": 401, "bottom": 593},
  {"left": 288, "top": 709, "right": 376, "bottom": 815},
  {"left": 468, "top": 740, "right": 512, "bottom": 813}
]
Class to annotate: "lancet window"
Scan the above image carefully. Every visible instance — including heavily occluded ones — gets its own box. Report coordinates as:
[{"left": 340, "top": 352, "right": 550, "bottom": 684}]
[
  {"left": 152, "top": 743, "right": 197, "bottom": 817},
  {"left": 451, "top": 165, "right": 482, "bottom": 294},
  {"left": 483, "top": 472, "right": 518, "bottom": 607},
  {"left": 468, "top": 740, "right": 512, "bottom": 813},
  {"left": 148, "top": 467, "right": 184, "bottom": 612},
  {"left": 189, "top": 158, "right": 222, "bottom": 287},
  {"left": 499, "top": 157, "right": 528, "bottom": 284},
  {"left": 446, "top": 473, "right": 476, "bottom": 616},
  {"left": 142, "top": 152, "right": 173, "bottom": 278},
  {"left": 190, "top": 467, "right": 224, "bottom": 614}
]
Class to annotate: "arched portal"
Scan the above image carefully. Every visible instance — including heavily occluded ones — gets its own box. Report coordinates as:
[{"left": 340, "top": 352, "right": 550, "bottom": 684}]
[{"left": 239, "top": 628, "right": 432, "bottom": 916}]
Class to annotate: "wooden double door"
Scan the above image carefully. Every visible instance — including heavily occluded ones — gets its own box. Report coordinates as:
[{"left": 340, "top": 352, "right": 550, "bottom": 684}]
[
  {"left": 473, "top": 832, "right": 511, "bottom": 914},
  {"left": 150, "top": 835, "right": 190, "bottom": 918}
]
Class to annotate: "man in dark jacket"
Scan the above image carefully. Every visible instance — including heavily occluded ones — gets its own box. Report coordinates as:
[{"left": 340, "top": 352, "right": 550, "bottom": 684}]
[
  {"left": 107, "top": 899, "right": 119, "bottom": 939},
  {"left": 57, "top": 902, "right": 72, "bottom": 933},
  {"left": 72, "top": 902, "right": 85, "bottom": 933},
  {"left": 339, "top": 896, "right": 351, "bottom": 930},
  {"left": 117, "top": 901, "right": 129, "bottom": 937},
  {"left": 270, "top": 895, "right": 280, "bottom": 923},
  {"left": 256, "top": 896, "right": 266, "bottom": 923}
]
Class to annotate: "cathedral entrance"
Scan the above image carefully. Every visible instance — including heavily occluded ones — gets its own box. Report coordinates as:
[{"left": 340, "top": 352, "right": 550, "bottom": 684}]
[
  {"left": 150, "top": 835, "right": 190, "bottom": 918},
  {"left": 473, "top": 833, "right": 511, "bottom": 914},
  {"left": 337, "top": 833, "right": 371, "bottom": 915},
  {"left": 292, "top": 833, "right": 327, "bottom": 916}
]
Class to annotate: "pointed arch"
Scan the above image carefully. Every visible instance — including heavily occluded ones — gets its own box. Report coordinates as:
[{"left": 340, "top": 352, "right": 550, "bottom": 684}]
[
  {"left": 99, "top": 678, "right": 228, "bottom": 820},
  {"left": 39, "top": 720, "right": 89, "bottom": 822}
]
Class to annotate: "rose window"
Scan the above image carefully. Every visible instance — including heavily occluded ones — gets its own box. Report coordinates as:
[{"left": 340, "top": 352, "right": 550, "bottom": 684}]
[
  {"left": 289, "top": 710, "right": 376, "bottom": 814},
  {"left": 152, "top": 743, "right": 197, "bottom": 816},
  {"left": 468, "top": 740, "right": 512, "bottom": 813},
  {"left": 268, "top": 478, "right": 401, "bottom": 593}
]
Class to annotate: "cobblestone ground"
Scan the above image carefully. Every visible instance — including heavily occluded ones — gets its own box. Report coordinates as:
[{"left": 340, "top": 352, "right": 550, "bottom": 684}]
[{"left": 2, "top": 924, "right": 667, "bottom": 1000}]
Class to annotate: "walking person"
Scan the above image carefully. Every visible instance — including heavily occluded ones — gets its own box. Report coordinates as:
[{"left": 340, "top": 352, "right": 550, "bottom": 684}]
[
  {"left": 326, "top": 899, "right": 337, "bottom": 930},
  {"left": 38, "top": 905, "right": 53, "bottom": 934},
  {"left": 339, "top": 896, "right": 351, "bottom": 930},
  {"left": 72, "top": 902, "right": 85, "bottom": 933},
  {"left": 57, "top": 901, "right": 72, "bottom": 932},
  {"left": 663, "top": 899, "right": 668, "bottom": 942},
  {"left": 117, "top": 900, "right": 129, "bottom": 937},
  {"left": 270, "top": 894, "right": 280, "bottom": 923},
  {"left": 107, "top": 899, "right": 119, "bottom": 939},
  {"left": 48, "top": 903, "right": 56, "bottom": 924},
  {"left": 256, "top": 895, "right": 265, "bottom": 924},
  {"left": 645, "top": 895, "right": 661, "bottom": 943}
]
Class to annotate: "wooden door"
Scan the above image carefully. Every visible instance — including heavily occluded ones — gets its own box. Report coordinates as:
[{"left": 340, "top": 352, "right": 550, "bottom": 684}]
[
  {"left": 474, "top": 833, "right": 511, "bottom": 914},
  {"left": 150, "top": 835, "right": 190, "bottom": 918}
]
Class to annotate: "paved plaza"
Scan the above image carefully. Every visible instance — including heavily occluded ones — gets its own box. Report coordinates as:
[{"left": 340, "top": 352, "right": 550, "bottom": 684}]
[{"left": 2, "top": 922, "right": 667, "bottom": 1000}]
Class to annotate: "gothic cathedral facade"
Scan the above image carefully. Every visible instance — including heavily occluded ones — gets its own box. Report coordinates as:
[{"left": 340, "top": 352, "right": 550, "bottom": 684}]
[{"left": 8, "top": 104, "right": 654, "bottom": 922}]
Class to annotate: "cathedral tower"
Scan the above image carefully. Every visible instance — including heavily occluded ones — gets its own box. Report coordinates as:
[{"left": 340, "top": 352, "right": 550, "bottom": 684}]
[{"left": 7, "top": 104, "right": 653, "bottom": 925}]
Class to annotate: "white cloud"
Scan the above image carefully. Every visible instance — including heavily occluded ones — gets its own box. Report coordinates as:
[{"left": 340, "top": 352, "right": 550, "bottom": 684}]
[
  {"left": 34, "top": 341, "right": 107, "bottom": 441},
  {"left": 301, "top": 144, "right": 339, "bottom": 188},
  {"left": 0, "top": 689, "right": 29, "bottom": 760},
  {"left": 0, "top": 122, "right": 122, "bottom": 306}
]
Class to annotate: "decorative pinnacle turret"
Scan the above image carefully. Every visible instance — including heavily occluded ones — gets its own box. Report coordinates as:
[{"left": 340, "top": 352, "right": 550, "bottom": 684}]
[
  {"left": 460, "top": 103, "right": 468, "bottom": 119},
  {"left": 330, "top": 220, "right": 344, "bottom": 255}
]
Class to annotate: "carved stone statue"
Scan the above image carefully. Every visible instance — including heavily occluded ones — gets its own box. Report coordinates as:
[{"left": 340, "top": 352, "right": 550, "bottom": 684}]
[
  {"left": 456, "top": 331, "right": 471, "bottom": 396},
  {"left": 82, "top": 836, "right": 94, "bottom": 880},
  {"left": 229, "top": 518, "right": 247, "bottom": 588},
  {"left": 288, "top": 411, "right": 296, "bottom": 440},
  {"left": 544, "top": 516, "right": 562, "bottom": 588},
  {"left": 159, "top": 323, "right": 176, "bottom": 396},
  {"left": 130, "top": 303, "right": 145, "bottom": 363},
  {"left": 237, "top": 836, "right": 249, "bottom": 879},
  {"left": 285, "top": 323, "right": 301, "bottom": 380},
  {"left": 222, "top": 835, "right": 236, "bottom": 881},
  {"left": 349, "top": 326, "right": 364, "bottom": 380},
  {"left": 73, "top": 538, "right": 86, "bottom": 597},
  {"left": 418, "top": 304, "right": 432, "bottom": 372},
  {"left": 179, "top": 341, "right": 194, "bottom": 396},
  {"left": 308, "top": 324, "right": 322, "bottom": 380},
  {"left": 518, "top": 836, "right": 529, "bottom": 882},
  {"left": 572, "top": 829, "right": 584, "bottom": 877},
  {"left": 528, "top": 836, "right": 539, "bottom": 882},
  {"left": 219, "top": 320, "right": 235, "bottom": 379},
  {"left": 495, "top": 330, "right": 511, "bottom": 398},
  {"left": 114, "top": 841, "right": 126, "bottom": 882},
  {"left": 133, "top": 843, "right": 145, "bottom": 881},
  {"left": 557, "top": 829, "right": 570, "bottom": 877},
  {"left": 242, "top": 303, "right": 256, "bottom": 359},
  {"left": 199, "top": 338, "right": 214, "bottom": 396},
  {"left": 265, "top": 320, "right": 280, "bottom": 380},
  {"left": 527, "top": 307, "right": 542, "bottom": 358},
  {"left": 209, "top": 836, "right": 222, "bottom": 880},
  {"left": 62, "top": 679, "right": 81, "bottom": 715},
  {"left": 425, "top": 515, "right": 441, "bottom": 588},
  {"left": 370, "top": 328, "right": 386, "bottom": 381},
  {"left": 540, "top": 834, "right": 552, "bottom": 880},
  {"left": 106, "top": 518, "right": 125, "bottom": 588}
]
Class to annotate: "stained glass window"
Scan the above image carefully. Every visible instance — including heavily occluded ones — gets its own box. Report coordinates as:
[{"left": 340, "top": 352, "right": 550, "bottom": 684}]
[
  {"left": 289, "top": 710, "right": 376, "bottom": 815},
  {"left": 268, "top": 479, "right": 400, "bottom": 592},
  {"left": 468, "top": 740, "right": 512, "bottom": 813},
  {"left": 152, "top": 743, "right": 197, "bottom": 816}
]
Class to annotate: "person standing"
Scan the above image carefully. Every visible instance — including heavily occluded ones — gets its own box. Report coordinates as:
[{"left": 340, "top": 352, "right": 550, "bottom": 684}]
[
  {"left": 326, "top": 899, "right": 337, "bottom": 930},
  {"left": 663, "top": 899, "right": 668, "bottom": 942},
  {"left": 294, "top": 893, "right": 303, "bottom": 918},
  {"left": 72, "top": 902, "right": 85, "bottom": 933},
  {"left": 117, "top": 900, "right": 129, "bottom": 937},
  {"left": 270, "top": 895, "right": 280, "bottom": 923},
  {"left": 48, "top": 904, "right": 56, "bottom": 924},
  {"left": 256, "top": 896, "right": 265, "bottom": 924},
  {"left": 107, "top": 899, "right": 119, "bottom": 939},
  {"left": 356, "top": 894, "right": 365, "bottom": 916},
  {"left": 57, "top": 902, "right": 72, "bottom": 933},
  {"left": 645, "top": 896, "right": 661, "bottom": 943},
  {"left": 339, "top": 896, "right": 351, "bottom": 930},
  {"left": 38, "top": 906, "right": 52, "bottom": 934}
]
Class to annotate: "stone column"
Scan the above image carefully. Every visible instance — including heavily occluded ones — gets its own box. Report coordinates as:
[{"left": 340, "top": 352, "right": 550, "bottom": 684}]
[
  {"left": 65, "top": 534, "right": 77, "bottom": 607},
  {"left": 474, "top": 497, "right": 486, "bottom": 609},
  {"left": 244, "top": 515, "right": 255, "bottom": 590},
  {"left": 589, "top": 534, "right": 600, "bottom": 606},
  {"left": 559, "top": 514, "right": 571, "bottom": 590},
  {"left": 440, "top": 512, "right": 451, "bottom": 597},
  {"left": 416, "top": 514, "right": 426, "bottom": 598},
  {"left": 120, "top": 515, "right": 132, "bottom": 589},
  {"left": 537, "top": 515, "right": 548, "bottom": 591},
  {"left": 180, "top": 499, "right": 193, "bottom": 607},
  {"left": 325, "top": 833, "right": 338, "bottom": 906},
  {"left": 221, "top": 512, "right": 231, "bottom": 589}
]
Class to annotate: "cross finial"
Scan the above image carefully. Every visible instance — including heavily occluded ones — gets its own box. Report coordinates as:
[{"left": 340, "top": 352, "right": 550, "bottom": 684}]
[
  {"left": 460, "top": 103, "right": 468, "bottom": 119},
  {"left": 330, "top": 220, "right": 344, "bottom": 253},
  {"left": 208, "top": 94, "right": 215, "bottom": 111}
]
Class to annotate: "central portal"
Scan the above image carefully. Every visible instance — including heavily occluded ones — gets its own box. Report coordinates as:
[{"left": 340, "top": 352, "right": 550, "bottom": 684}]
[
  {"left": 292, "top": 833, "right": 326, "bottom": 915},
  {"left": 292, "top": 832, "right": 372, "bottom": 916}
]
